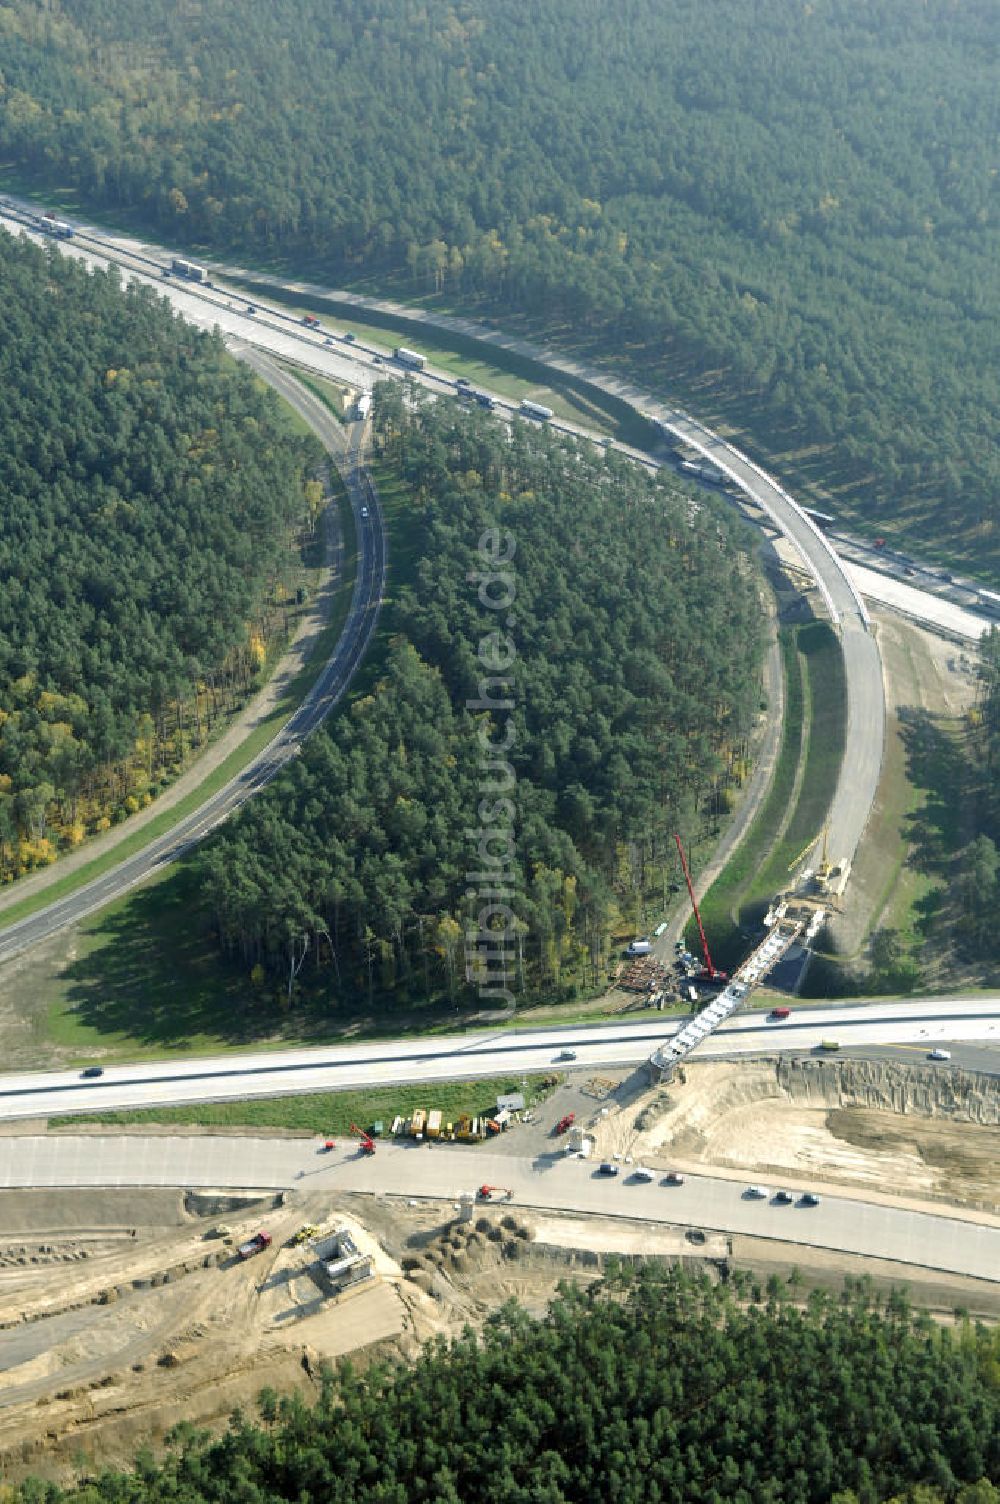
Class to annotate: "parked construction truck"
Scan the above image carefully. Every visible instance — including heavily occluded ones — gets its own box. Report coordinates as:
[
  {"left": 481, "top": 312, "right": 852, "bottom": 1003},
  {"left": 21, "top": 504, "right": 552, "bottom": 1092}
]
[{"left": 237, "top": 1231, "right": 272, "bottom": 1260}]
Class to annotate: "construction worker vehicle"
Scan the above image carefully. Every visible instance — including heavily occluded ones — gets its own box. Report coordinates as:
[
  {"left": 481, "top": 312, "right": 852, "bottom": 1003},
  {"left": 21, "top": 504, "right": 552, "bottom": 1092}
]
[
  {"left": 290, "top": 1224, "right": 319, "bottom": 1247},
  {"left": 237, "top": 1231, "right": 272, "bottom": 1260}
]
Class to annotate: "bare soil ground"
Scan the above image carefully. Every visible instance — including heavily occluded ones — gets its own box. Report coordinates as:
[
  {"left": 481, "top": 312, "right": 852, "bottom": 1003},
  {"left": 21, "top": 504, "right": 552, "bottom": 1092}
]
[
  {"left": 0, "top": 1183, "right": 664, "bottom": 1484},
  {"left": 0, "top": 1187, "right": 412, "bottom": 1485},
  {"left": 3, "top": 1060, "right": 999, "bottom": 1490},
  {"left": 594, "top": 1058, "right": 1000, "bottom": 1214}
]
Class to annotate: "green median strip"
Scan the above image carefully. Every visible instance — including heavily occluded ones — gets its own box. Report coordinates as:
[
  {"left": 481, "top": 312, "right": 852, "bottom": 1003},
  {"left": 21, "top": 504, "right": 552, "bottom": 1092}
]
[
  {"left": 752, "top": 620, "right": 847, "bottom": 897},
  {"left": 224, "top": 273, "right": 653, "bottom": 444},
  {"left": 692, "top": 629, "right": 805, "bottom": 969},
  {"left": 49, "top": 1075, "right": 558, "bottom": 1136}
]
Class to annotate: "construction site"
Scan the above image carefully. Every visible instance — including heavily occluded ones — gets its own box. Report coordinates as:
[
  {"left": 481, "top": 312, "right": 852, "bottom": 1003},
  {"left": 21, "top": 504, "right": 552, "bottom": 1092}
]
[
  {"left": 0, "top": 563, "right": 994, "bottom": 1482},
  {"left": 646, "top": 827, "right": 849, "bottom": 1081},
  {"left": 2, "top": 1041, "right": 999, "bottom": 1488}
]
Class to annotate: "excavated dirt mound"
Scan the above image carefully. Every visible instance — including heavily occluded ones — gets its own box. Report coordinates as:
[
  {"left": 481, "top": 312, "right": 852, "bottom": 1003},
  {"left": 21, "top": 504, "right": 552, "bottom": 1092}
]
[{"left": 603, "top": 1058, "right": 1000, "bottom": 1211}]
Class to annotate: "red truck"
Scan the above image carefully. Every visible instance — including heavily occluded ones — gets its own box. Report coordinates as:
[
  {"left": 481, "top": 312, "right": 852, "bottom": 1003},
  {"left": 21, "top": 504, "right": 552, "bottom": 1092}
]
[
  {"left": 302, "top": 314, "right": 321, "bottom": 328},
  {"left": 237, "top": 1231, "right": 272, "bottom": 1260}
]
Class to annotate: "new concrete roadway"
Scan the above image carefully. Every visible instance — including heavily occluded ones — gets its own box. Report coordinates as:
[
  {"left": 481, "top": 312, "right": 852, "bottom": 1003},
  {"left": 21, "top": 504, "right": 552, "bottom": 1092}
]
[
  {"left": 0, "top": 1133, "right": 996, "bottom": 1284},
  {"left": 0, "top": 1000, "right": 996, "bottom": 1123}
]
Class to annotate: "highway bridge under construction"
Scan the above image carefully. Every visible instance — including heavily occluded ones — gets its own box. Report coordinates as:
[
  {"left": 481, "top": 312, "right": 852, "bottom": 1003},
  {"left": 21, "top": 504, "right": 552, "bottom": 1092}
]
[{"left": 649, "top": 846, "right": 853, "bottom": 1081}]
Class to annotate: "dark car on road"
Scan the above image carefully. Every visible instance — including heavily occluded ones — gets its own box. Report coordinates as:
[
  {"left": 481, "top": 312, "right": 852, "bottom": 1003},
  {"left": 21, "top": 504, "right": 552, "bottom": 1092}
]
[
  {"left": 597, "top": 1162, "right": 620, "bottom": 1177},
  {"left": 773, "top": 1189, "right": 794, "bottom": 1205},
  {"left": 80, "top": 1066, "right": 104, "bottom": 1079},
  {"left": 800, "top": 1192, "right": 821, "bottom": 1207}
]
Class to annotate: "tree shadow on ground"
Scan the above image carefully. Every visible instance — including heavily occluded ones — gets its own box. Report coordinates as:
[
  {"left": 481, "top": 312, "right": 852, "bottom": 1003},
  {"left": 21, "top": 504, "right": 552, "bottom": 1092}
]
[
  {"left": 897, "top": 706, "right": 968, "bottom": 879},
  {"left": 60, "top": 867, "right": 307, "bottom": 1050},
  {"left": 60, "top": 864, "right": 471, "bottom": 1050}
]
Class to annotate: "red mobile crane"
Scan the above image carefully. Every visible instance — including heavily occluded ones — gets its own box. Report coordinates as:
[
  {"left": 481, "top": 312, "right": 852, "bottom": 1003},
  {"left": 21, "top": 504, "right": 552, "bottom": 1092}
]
[
  {"left": 349, "top": 1123, "right": 376, "bottom": 1155},
  {"left": 674, "top": 833, "right": 728, "bottom": 985}
]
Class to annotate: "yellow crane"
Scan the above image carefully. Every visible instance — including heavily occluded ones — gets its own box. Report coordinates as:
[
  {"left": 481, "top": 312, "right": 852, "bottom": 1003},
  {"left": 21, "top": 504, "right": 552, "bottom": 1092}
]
[{"left": 786, "top": 830, "right": 822, "bottom": 874}]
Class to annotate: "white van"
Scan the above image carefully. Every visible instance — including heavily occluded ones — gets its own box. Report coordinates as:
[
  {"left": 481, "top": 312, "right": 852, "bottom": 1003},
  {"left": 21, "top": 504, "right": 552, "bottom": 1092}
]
[{"left": 627, "top": 939, "right": 652, "bottom": 956}]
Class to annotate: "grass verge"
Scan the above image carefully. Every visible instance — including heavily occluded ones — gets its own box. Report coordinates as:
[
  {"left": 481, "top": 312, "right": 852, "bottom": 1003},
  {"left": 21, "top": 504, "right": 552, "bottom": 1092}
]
[
  {"left": 691, "top": 620, "right": 846, "bottom": 970},
  {"left": 224, "top": 273, "right": 655, "bottom": 447},
  {"left": 49, "top": 1075, "right": 558, "bottom": 1135},
  {"left": 692, "top": 630, "right": 805, "bottom": 969},
  {"left": 751, "top": 620, "right": 847, "bottom": 900}
]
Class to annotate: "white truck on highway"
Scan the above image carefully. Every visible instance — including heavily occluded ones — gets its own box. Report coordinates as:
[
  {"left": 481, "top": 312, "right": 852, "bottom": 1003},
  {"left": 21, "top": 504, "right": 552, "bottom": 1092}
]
[
  {"left": 394, "top": 346, "right": 426, "bottom": 370},
  {"left": 519, "top": 399, "right": 553, "bottom": 422},
  {"left": 170, "top": 257, "right": 208, "bottom": 282},
  {"left": 678, "top": 458, "right": 727, "bottom": 486}
]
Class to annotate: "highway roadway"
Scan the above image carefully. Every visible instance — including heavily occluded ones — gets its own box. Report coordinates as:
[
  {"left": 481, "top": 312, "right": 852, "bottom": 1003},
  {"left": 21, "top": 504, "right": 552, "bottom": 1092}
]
[
  {"left": 0, "top": 362, "right": 386, "bottom": 966},
  {"left": 0, "top": 1132, "right": 996, "bottom": 1283},
  {"left": 649, "top": 414, "right": 884, "bottom": 871},
  {"left": 0, "top": 1000, "right": 996, "bottom": 1123},
  {"left": 0, "top": 198, "right": 986, "bottom": 1037},
  {"left": 78, "top": 208, "right": 886, "bottom": 867}
]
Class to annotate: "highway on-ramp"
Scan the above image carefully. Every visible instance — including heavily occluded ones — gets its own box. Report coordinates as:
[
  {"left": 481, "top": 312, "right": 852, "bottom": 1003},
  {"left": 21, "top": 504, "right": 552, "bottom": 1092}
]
[
  {"left": 0, "top": 368, "right": 386, "bottom": 965},
  {"left": 0, "top": 1132, "right": 996, "bottom": 1284}
]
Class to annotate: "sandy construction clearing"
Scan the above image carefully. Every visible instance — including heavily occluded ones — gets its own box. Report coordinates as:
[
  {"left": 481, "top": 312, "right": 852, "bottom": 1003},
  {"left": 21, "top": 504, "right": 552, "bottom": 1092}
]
[
  {"left": 0, "top": 1187, "right": 418, "bottom": 1485},
  {"left": 598, "top": 1057, "right": 1000, "bottom": 1213}
]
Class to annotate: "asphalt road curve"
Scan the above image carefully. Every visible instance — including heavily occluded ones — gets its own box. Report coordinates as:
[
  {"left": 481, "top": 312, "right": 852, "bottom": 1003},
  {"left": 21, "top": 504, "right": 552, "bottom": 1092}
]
[
  {"left": 649, "top": 409, "right": 884, "bottom": 870},
  {"left": 0, "top": 1133, "right": 995, "bottom": 1283},
  {"left": 0, "top": 363, "right": 385, "bottom": 965},
  {"left": 0, "top": 205, "right": 880, "bottom": 943}
]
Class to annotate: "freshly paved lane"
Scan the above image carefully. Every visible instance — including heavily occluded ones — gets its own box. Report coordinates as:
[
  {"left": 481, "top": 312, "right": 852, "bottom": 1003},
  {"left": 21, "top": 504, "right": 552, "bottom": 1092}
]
[{"left": 1, "top": 1134, "right": 996, "bottom": 1283}]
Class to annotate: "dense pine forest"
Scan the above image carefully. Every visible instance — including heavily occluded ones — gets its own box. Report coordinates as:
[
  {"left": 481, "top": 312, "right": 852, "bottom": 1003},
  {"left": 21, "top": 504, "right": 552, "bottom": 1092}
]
[
  {"left": 952, "top": 631, "right": 1000, "bottom": 963},
  {"left": 0, "top": 0, "right": 997, "bottom": 565},
  {"left": 197, "top": 388, "right": 762, "bottom": 1007},
  {"left": 13, "top": 1268, "right": 1000, "bottom": 1502},
  {"left": 0, "top": 230, "right": 320, "bottom": 880}
]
